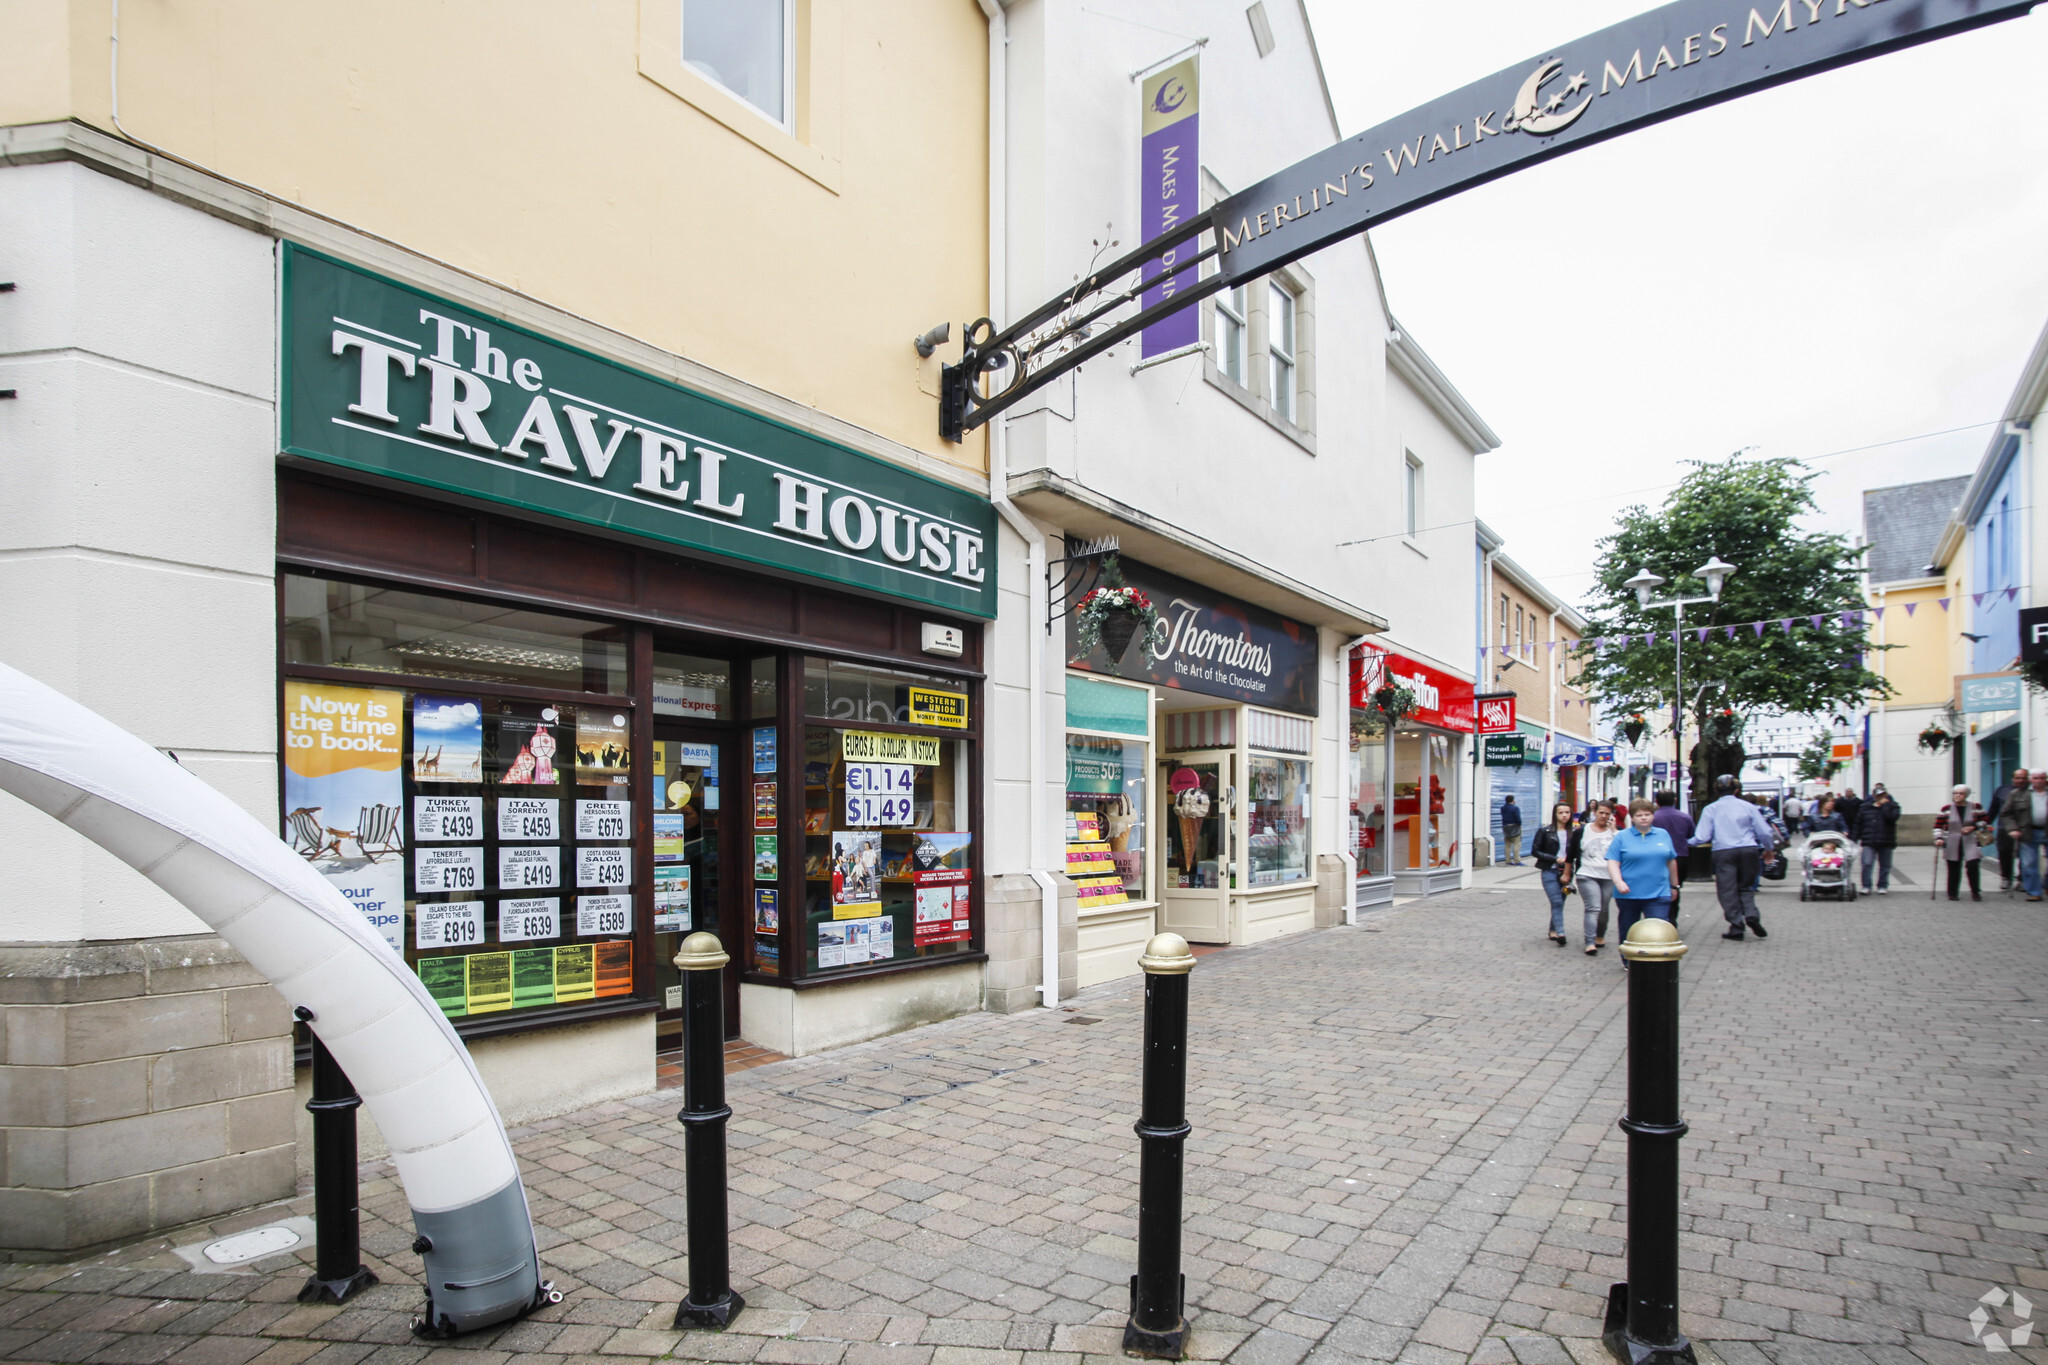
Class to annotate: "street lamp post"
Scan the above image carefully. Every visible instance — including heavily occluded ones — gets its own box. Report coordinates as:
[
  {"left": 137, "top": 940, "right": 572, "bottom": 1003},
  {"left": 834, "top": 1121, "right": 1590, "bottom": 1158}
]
[{"left": 1623, "top": 557, "right": 1736, "bottom": 814}]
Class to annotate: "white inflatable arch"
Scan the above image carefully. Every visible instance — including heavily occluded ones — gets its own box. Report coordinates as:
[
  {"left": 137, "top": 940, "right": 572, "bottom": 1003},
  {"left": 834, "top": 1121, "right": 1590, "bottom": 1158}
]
[{"left": 0, "top": 663, "right": 545, "bottom": 1335}]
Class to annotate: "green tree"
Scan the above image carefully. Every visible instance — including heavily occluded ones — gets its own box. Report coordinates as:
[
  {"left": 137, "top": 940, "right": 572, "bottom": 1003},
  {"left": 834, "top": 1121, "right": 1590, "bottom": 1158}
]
[
  {"left": 1795, "top": 728, "right": 1841, "bottom": 781},
  {"left": 1577, "top": 458, "right": 1888, "bottom": 799}
]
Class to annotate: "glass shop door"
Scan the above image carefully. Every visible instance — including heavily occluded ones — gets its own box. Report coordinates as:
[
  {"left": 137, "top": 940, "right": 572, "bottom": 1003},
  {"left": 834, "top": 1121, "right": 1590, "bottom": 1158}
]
[
  {"left": 653, "top": 729, "right": 739, "bottom": 1042},
  {"left": 1158, "top": 752, "right": 1232, "bottom": 944}
]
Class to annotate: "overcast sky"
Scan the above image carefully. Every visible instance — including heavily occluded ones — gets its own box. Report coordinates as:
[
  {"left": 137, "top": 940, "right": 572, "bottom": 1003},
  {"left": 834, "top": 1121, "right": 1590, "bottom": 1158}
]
[{"left": 1302, "top": 0, "right": 2048, "bottom": 611}]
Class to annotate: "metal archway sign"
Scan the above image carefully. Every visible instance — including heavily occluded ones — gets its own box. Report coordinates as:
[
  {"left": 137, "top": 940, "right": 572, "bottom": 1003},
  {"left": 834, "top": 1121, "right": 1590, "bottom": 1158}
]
[{"left": 943, "top": 0, "right": 2035, "bottom": 439}]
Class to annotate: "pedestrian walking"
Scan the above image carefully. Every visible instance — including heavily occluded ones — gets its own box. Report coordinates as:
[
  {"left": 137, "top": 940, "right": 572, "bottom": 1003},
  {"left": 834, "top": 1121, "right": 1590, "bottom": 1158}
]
[
  {"left": 1499, "top": 794, "right": 1523, "bottom": 866},
  {"left": 1783, "top": 792, "right": 1805, "bottom": 827},
  {"left": 1609, "top": 798, "right": 1681, "bottom": 948},
  {"left": 1806, "top": 796, "right": 1847, "bottom": 836},
  {"left": 1836, "top": 787, "right": 1862, "bottom": 834},
  {"left": 1991, "top": 768, "right": 2027, "bottom": 890},
  {"left": 1649, "top": 790, "right": 1694, "bottom": 915},
  {"left": 2001, "top": 769, "right": 2048, "bottom": 902},
  {"left": 1569, "top": 801, "right": 1619, "bottom": 955},
  {"left": 1853, "top": 788, "right": 1900, "bottom": 893},
  {"left": 1933, "top": 784, "right": 1988, "bottom": 902},
  {"left": 1531, "top": 802, "right": 1575, "bottom": 946},
  {"left": 1691, "top": 774, "right": 1777, "bottom": 941}
]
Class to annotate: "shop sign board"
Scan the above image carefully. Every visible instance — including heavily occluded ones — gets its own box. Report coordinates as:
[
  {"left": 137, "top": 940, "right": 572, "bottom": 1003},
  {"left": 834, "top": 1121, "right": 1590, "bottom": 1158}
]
[
  {"left": 1350, "top": 645, "right": 1474, "bottom": 734},
  {"left": 1474, "top": 693, "right": 1516, "bottom": 735},
  {"left": 282, "top": 245, "right": 997, "bottom": 618},
  {"left": 2023, "top": 606, "right": 2048, "bottom": 661},
  {"left": 1068, "top": 556, "right": 1319, "bottom": 716},
  {"left": 906, "top": 686, "right": 969, "bottom": 729},
  {"left": 1483, "top": 735, "right": 1531, "bottom": 767},
  {"left": 1960, "top": 673, "right": 2021, "bottom": 713}
]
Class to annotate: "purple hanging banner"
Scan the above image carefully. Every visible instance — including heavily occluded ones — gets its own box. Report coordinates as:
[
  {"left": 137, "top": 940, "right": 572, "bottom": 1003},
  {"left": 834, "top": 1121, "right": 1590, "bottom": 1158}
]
[{"left": 1139, "top": 57, "right": 1201, "bottom": 358}]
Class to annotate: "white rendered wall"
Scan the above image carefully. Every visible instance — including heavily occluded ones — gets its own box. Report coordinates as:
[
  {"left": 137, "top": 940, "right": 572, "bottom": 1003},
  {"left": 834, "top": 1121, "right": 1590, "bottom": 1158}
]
[{"left": 0, "top": 162, "right": 279, "bottom": 942}]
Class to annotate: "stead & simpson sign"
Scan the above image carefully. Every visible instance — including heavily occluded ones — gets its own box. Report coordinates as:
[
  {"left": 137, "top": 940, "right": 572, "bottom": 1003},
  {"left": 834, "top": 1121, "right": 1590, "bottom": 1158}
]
[{"left": 282, "top": 246, "right": 997, "bottom": 618}]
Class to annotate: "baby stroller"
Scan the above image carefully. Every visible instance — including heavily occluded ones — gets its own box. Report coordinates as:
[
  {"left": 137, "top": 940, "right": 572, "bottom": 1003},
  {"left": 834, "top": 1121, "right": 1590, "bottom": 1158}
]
[{"left": 1799, "top": 832, "right": 1857, "bottom": 901}]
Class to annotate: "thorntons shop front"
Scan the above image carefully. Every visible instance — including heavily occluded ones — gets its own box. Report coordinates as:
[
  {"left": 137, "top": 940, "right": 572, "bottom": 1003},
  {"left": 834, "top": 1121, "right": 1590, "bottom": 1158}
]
[{"left": 278, "top": 245, "right": 996, "bottom": 1085}]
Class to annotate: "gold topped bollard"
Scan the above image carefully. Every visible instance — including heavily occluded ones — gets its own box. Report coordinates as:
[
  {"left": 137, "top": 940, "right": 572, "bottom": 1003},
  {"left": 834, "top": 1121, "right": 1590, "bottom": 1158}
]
[
  {"left": 672, "top": 933, "right": 745, "bottom": 1330},
  {"left": 1124, "top": 933, "right": 1195, "bottom": 1359},
  {"left": 1604, "top": 919, "right": 1696, "bottom": 1365}
]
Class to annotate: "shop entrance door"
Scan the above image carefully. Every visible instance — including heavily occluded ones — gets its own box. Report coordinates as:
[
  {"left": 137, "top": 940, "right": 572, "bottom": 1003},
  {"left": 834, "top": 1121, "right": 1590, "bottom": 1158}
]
[
  {"left": 1159, "top": 752, "right": 1232, "bottom": 944},
  {"left": 653, "top": 729, "right": 739, "bottom": 1044}
]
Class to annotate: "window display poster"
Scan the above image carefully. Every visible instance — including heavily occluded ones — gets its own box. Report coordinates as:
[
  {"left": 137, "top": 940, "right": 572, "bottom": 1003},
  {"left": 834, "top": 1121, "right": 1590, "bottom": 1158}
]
[
  {"left": 415, "top": 845, "right": 483, "bottom": 894},
  {"left": 283, "top": 681, "right": 405, "bottom": 952},
  {"left": 498, "top": 706, "right": 562, "bottom": 785},
  {"left": 595, "top": 940, "right": 632, "bottom": 997},
  {"left": 654, "top": 812, "right": 688, "bottom": 862},
  {"left": 844, "top": 762, "right": 915, "bottom": 826},
  {"left": 578, "top": 841, "right": 633, "bottom": 887},
  {"left": 755, "top": 887, "right": 779, "bottom": 935},
  {"left": 512, "top": 948, "right": 557, "bottom": 1008},
  {"left": 465, "top": 950, "right": 512, "bottom": 1014},
  {"left": 413, "top": 795, "right": 481, "bottom": 843},
  {"left": 498, "top": 844, "right": 560, "bottom": 891},
  {"left": 754, "top": 834, "right": 779, "bottom": 879},
  {"left": 499, "top": 897, "right": 560, "bottom": 942},
  {"left": 754, "top": 781, "right": 778, "bottom": 830},
  {"left": 554, "top": 943, "right": 596, "bottom": 1001},
  {"left": 416, "top": 899, "right": 484, "bottom": 949},
  {"left": 577, "top": 893, "right": 632, "bottom": 936},
  {"left": 413, "top": 696, "right": 484, "bottom": 783},
  {"left": 575, "top": 799, "right": 631, "bottom": 840},
  {"left": 419, "top": 956, "right": 467, "bottom": 1016},
  {"left": 753, "top": 726, "right": 777, "bottom": 774},
  {"left": 817, "top": 919, "right": 848, "bottom": 969},
  {"left": 653, "top": 866, "right": 690, "bottom": 932},
  {"left": 497, "top": 796, "right": 558, "bottom": 841},
  {"left": 844, "top": 916, "right": 895, "bottom": 964},
  {"left": 913, "top": 868, "right": 972, "bottom": 946},
  {"left": 574, "top": 707, "right": 632, "bottom": 782},
  {"left": 830, "top": 830, "right": 883, "bottom": 917},
  {"left": 910, "top": 832, "right": 971, "bottom": 872}
]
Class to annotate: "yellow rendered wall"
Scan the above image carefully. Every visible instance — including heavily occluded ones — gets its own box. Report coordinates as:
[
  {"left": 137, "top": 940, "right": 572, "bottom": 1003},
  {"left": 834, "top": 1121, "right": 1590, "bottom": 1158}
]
[
  {"left": 7, "top": 0, "right": 988, "bottom": 471},
  {"left": 1869, "top": 582, "right": 1951, "bottom": 708}
]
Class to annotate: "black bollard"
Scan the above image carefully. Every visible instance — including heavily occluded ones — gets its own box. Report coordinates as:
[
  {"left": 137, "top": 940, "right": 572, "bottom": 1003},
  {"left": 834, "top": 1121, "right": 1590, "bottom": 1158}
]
[
  {"left": 672, "top": 933, "right": 746, "bottom": 1330},
  {"left": 1603, "top": 919, "right": 1697, "bottom": 1365},
  {"left": 297, "top": 1012, "right": 378, "bottom": 1304},
  {"left": 1123, "top": 932, "right": 1195, "bottom": 1360}
]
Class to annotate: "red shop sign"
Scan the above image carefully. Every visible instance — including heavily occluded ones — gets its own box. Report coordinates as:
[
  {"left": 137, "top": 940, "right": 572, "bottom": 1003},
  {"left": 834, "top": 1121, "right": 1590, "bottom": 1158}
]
[{"left": 1350, "top": 645, "right": 1476, "bottom": 734}]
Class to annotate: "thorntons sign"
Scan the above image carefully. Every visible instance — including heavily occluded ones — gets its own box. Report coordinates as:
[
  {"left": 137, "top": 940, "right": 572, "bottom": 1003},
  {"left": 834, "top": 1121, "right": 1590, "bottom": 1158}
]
[
  {"left": 1208, "top": 0, "right": 2032, "bottom": 286},
  {"left": 1067, "top": 554, "right": 1317, "bottom": 716},
  {"left": 281, "top": 245, "right": 997, "bottom": 618}
]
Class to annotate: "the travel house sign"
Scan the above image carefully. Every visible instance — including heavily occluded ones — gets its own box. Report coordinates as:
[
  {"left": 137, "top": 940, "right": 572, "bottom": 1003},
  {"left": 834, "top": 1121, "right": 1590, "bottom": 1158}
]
[
  {"left": 283, "top": 246, "right": 997, "bottom": 618},
  {"left": 944, "top": 0, "right": 2035, "bottom": 436}
]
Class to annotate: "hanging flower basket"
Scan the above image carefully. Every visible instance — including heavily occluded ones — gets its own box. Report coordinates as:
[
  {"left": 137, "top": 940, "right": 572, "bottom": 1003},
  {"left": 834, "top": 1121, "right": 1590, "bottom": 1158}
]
[
  {"left": 1370, "top": 683, "right": 1418, "bottom": 724},
  {"left": 1916, "top": 723, "right": 1955, "bottom": 754},
  {"left": 1707, "top": 708, "right": 1741, "bottom": 743},
  {"left": 1073, "top": 555, "right": 1162, "bottom": 674},
  {"left": 1620, "top": 714, "right": 1648, "bottom": 746}
]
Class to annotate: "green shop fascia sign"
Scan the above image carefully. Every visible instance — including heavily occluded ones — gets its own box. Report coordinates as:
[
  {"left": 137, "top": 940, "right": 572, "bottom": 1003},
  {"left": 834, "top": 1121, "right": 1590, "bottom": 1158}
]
[
  {"left": 1483, "top": 735, "right": 1532, "bottom": 767},
  {"left": 281, "top": 245, "right": 996, "bottom": 618}
]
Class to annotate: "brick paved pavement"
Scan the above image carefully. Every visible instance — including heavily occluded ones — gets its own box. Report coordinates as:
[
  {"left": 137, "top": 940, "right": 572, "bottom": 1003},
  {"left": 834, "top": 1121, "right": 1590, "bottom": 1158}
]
[{"left": 3, "top": 872, "right": 2044, "bottom": 1365}]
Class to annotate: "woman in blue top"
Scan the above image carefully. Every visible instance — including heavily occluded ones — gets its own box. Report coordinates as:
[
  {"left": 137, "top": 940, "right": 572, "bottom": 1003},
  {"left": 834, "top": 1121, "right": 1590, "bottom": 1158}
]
[{"left": 1608, "top": 797, "right": 1680, "bottom": 951}]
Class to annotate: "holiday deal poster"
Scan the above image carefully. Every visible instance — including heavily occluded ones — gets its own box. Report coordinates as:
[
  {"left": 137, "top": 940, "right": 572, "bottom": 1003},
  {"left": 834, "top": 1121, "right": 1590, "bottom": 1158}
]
[
  {"left": 412, "top": 696, "right": 483, "bottom": 782},
  {"left": 284, "top": 681, "right": 406, "bottom": 951}
]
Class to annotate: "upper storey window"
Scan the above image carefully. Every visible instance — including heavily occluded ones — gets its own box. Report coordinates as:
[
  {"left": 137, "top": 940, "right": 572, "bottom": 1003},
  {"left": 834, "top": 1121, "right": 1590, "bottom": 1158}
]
[{"left": 683, "top": 0, "right": 794, "bottom": 132}]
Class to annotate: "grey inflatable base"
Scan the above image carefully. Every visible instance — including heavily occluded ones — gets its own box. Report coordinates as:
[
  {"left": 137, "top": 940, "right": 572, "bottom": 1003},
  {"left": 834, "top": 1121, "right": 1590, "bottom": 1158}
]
[{"left": 410, "top": 1180, "right": 558, "bottom": 1337}]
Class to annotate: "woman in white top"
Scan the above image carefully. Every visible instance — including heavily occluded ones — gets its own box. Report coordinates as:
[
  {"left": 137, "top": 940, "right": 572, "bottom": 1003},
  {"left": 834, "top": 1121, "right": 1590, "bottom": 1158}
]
[{"left": 1567, "top": 801, "right": 1619, "bottom": 954}]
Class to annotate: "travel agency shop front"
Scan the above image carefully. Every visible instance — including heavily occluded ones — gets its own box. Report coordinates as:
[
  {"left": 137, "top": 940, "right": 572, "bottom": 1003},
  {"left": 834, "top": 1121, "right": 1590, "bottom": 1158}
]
[{"left": 276, "top": 248, "right": 1003, "bottom": 1081}]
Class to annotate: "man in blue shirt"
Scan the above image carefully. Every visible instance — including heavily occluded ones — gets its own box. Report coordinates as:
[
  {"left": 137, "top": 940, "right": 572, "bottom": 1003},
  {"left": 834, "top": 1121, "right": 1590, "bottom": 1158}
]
[
  {"left": 1691, "top": 774, "right": 1778, "bottom": 940},
  {"left": 1609, "top": 798, "right": 1680, "bottom": 946}
]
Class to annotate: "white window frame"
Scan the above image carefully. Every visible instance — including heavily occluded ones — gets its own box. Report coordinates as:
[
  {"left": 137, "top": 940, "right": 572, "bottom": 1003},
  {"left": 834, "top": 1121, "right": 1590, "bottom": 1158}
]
[
  {"left": 681, "top": 0, "right": 797, "bottom": 135},
  {"left": 1216, "top": 284, "right": 1248, "bottom": 387},
  {"left": 1267, "top": 281, "right": 1297, "bottom": 424},
  {"left": 1405, "top": 454, "right": 1424, "bottom": 538}
]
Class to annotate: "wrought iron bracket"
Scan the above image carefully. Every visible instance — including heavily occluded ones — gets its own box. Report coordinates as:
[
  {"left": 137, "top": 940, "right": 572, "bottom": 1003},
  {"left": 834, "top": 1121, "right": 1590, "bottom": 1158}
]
[{"left": 1046, "top": 535, "right": 1120, "bottom": 637}]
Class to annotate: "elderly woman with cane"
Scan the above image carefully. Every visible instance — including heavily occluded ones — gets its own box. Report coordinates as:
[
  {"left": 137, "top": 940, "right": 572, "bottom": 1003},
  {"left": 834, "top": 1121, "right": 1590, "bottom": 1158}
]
[{"left": 1933, "top": 783, "right": 1988, "bottom": 902}]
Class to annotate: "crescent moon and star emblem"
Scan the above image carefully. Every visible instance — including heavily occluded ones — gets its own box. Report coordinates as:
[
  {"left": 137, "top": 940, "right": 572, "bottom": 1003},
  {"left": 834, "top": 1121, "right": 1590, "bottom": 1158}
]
[
  {"left": 1153, "top": 77, "right": 1189, "bottom": 116},
  {"left": 1503, "top": 58, "right": 1592, "bottom": 135}
]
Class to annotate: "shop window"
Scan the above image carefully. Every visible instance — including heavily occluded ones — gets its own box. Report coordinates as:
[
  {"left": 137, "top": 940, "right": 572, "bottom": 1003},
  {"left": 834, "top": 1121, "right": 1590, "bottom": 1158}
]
[
  {"left": 282, "top": 573, "right": 626, "bottom": 694},
  {"left": 1066, "top": 736, "right": 1148, "bottom": 903},
  {"left": 1246, "top": 754, "right": 1310, "bottom": 886},
  {"left": 804, "top": 658, "right": 968, "bottom": 728},
  {"left": 1350, "top": 720, "right": 1387, "bottom": 878},
  {"left": 800, "top": 726, "right": 974, "bottom": 976},
  {"left": 653, "top": 652, "right": 731, "bottom": 722},
  {"left": 1216, "top": 284, "right": 1248, "bottom": 386},
  {"left": 1268, "top": 282, "right": 1297, "bottom": 424},
  {"left": 749, "top": 655, "right": 779, "bottom": 718},
  {"left": 683, "top": 0, "right": 794, "bottom": 131},
  {"left": 1167, "top": 760, "right": 1229, "bottom": 889},
  {"left": 1405, "top": 455, "right": 1424, "bottom": 538}
]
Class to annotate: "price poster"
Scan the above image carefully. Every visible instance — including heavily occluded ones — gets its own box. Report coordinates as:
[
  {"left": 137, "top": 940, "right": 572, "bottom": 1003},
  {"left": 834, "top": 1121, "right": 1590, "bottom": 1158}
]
[
  {"left": 753, "top": 834, "right": 779, "bottom": 879},
  {"left": 412, "top": 696, "right": 484, "bottom": 783},
  {"left": 754, "top": 782, "right": 778, "bottom": 830},
  {"left": 419, "top": 957, "right": 467, "bottom": 1016},
  {"left": 511, "top": 948, "right": 557, "bottom": 1008},
  {"left": 753, "top": 727, "right": 777, "bottom": 774},
  {"left": 416, "top": 899, "right": 485, "bottom": 949},
  {"left": 498, "top": 845, "right": 560, "bottom": 891},
  {"left": 575, "top": 799, "right": 631, "bottom": 840},
  {"left": 497, "top": 797, "right": 558, "bottom": 841},
  {"left": 574, "top": 707, "right": 632, "bottom": 782},
  {"left": 754, "top": 888, "right": 779, "bottom": 935},
  {"left": 654, "top": 866, "right": 690, "bottom": 932},
  {"left": 654, "top": 812, "right": 688, "bottom": 862},
  {"left": 413, "top": 796, "right": 481, "bottom": 843},
  {"left": 497, "top": 705, "right": 563, "bottom": 785},
  {"left": 595, "top": 941, "right": 633, "bottom": 997},
  {"left": 498, "top": 897, "right": 561, "bottom": 942},
  {"left": 577, "top": 894, "right": 632, "bottom": 936},
  {"left": 577, "top": 845, "right": 632, "bottom": 888},
  {"left": 554, "top": 943, "right": 596, "bottom": 1001},
  {"left": 844, "top": 763, "right": 915, "bottom": 827},
  {"left": 415, "top": 845, "right": 483, "bottom": 894},
  {"left": 282, "top": 681, "right": 404, "bottom": 952},
  {"left": 830, "top": 830, "right": 883, "bottom": 917},
  {"left": 465, "top": 950, "right": 512, "bottom": 1014},
  {"left": 913, "top": 868, "right": 972, "bottom": 946}
]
